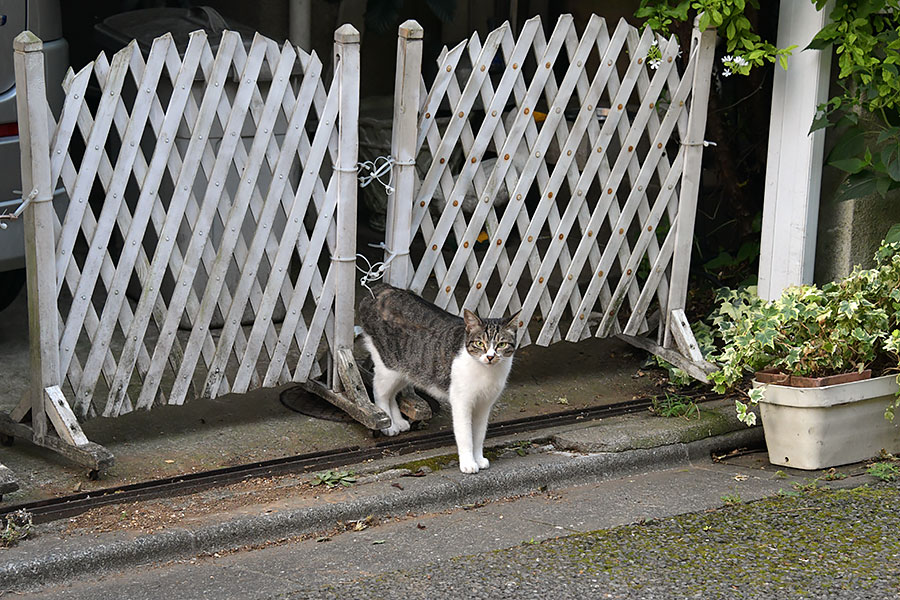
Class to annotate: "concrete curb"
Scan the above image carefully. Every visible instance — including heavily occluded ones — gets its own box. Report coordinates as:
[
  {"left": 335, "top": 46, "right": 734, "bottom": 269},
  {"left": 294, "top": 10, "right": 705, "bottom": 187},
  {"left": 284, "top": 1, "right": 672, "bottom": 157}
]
[{"left": 0, "top": 426, "right": 762, "bottom": 592}]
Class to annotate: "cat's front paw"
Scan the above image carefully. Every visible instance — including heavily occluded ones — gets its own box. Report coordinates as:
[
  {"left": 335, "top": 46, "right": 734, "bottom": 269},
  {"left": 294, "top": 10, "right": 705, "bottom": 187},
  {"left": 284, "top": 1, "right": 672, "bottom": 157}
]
[
  {"left": 475, "top": 456, "right": 490, "bottom": 470},
  {"left": 458, "top": 458, "right": 480, "bottom": 474},
  {"left": 380, "top": 417, "right": 410, "bottom": 437}
]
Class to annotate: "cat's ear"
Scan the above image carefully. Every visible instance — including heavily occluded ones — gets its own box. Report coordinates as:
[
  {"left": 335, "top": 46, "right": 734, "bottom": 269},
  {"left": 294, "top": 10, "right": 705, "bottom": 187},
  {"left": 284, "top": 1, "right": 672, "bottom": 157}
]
[
  {"left": 504, "top": 310, "right": 522, "bottom": 333},
  {"left": 463, "top": 309, "right": 483, "bottom": 332}
]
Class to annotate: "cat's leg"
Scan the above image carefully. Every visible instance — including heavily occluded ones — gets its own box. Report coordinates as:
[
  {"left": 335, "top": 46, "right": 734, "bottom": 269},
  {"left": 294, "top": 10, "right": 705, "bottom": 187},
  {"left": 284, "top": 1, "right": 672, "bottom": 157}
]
[
  {"left": 365, "top": 337, "right": 411, "bottom": 436},
  {"left": 471, "top": 397, "right": 495, "bottom": 470},
  {"left": 372, "top": 366, "right": 409, "bottom": 436},
  {"left": 449, "top": 395, "right": 479, "bottom": 473}
]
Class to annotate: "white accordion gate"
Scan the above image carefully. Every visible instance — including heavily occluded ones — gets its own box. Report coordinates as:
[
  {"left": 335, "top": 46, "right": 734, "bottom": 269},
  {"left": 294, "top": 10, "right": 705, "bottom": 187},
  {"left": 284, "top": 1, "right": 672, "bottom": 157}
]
[
  {"left": 384, "top": 15, "right": 718, "bottom": 379},
  {"left": 3, "top": 25, "right": 390, "bottom": 470}
]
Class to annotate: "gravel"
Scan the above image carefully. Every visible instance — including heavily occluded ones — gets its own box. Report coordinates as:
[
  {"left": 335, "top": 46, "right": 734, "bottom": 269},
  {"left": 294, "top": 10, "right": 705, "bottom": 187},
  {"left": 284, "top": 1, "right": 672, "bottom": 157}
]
[{"left": 296, "top": 481, "right": 900, "bottom": 600}]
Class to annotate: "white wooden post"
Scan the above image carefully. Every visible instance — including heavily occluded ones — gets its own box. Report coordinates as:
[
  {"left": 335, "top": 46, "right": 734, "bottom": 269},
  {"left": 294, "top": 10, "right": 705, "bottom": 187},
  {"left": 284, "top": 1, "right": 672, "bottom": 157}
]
[
  {"left": 14, "top": 31, "right": 57, "bottom": 441},
  {"left": 664, "top": 21, "right": 716, "bottom": 352},
  {"left": 758, "top": 2, "right": 832, "bottom": 300},
  {"left": 385, "top": 19, "right": 423, "bottom": 288},
  {"left": 332, "top": 24, "right": 361, "bottom": 390}
]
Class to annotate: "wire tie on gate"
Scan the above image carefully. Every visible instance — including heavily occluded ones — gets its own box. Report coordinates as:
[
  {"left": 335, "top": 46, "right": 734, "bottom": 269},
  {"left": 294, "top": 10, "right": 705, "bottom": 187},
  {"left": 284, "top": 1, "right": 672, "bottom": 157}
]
[
  {"left": 356, "top": 241, "right": 410, "bottom": 299},
  {"left": 0, "top": 188, "right": 39, "bottom": 230},
  {"left": 680, "top": 140, "right": 717, "bottom": 147},
  {"left": 357, "top": 155, "right": 395, "bottom": 195}
]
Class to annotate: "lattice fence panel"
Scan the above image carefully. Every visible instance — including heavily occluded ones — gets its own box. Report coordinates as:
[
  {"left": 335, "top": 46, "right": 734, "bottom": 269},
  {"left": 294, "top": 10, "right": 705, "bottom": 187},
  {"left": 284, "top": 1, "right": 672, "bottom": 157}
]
[
  {"left": 394, "top": 15, "right": 708, "bottom": 348},
  {"left": 45, "top": 31, "right": 346, "bottom": 418}
]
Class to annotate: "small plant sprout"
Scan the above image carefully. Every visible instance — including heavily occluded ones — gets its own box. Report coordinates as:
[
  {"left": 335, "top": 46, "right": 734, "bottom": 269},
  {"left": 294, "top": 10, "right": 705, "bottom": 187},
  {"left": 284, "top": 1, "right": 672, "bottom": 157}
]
[
  {"left": 1, "top": 509, "right": 34, "bottom": 547},
  {"left": 651, "top": 392, "right": 700, "bottom": 419},
  {"left": 721, "top": 493, "right": 742, "bottom": 506},
  {"left": 311, "top": 470, "right": 358, "bottom": 488},
  {"left": 867, "top": 461, "right": 899, "bottom": 482}
]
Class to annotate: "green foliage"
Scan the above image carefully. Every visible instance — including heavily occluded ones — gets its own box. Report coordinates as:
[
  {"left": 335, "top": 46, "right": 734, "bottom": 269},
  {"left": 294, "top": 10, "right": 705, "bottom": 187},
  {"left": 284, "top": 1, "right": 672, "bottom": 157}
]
[
  {"left": 708, "top": 241, "right": 900, "bottom": 425},
  {"left": 311, "top": 469, "right": 358, "bottom": 488},
  {"left": 811, "top": 1, "right": 900, "bottom": 202},
  {"left": 1, "top": 510, "right": 33, "bottom": 548},
  {"left": 635, "top": 0, "right": 796, "bottom": 74},
  {"left": 867, "top": 461, "right": 899, "bottom": 481},
  {"left": 651, "top": 392, "right": 701, "bottom": 419}
]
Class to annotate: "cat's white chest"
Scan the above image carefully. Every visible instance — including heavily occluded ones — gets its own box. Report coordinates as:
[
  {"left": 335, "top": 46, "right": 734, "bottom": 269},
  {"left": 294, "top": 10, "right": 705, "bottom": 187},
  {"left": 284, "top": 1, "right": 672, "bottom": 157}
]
[{"left": 448, "top": 349, "right": 512, "bottom": 404}]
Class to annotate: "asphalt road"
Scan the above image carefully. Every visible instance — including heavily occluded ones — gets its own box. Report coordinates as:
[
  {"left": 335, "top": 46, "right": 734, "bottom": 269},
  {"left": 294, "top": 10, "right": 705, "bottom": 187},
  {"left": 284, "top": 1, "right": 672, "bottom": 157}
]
[{"left": 11, "top": 459, "right": 899, "bottom": 600}]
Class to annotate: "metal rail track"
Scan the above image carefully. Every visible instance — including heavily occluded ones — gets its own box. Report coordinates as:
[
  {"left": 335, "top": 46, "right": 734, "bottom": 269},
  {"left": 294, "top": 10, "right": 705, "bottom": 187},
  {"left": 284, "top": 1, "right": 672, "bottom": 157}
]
[{"left": 0, "top": 395, "right": 722, "bottom": 525}]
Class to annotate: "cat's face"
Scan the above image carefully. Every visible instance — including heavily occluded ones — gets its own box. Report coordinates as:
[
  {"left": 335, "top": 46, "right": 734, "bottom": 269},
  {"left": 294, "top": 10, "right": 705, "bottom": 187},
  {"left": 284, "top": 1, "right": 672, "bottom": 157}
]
[{"left": 462, "top": 310, "right": 520, "bottom": 366}]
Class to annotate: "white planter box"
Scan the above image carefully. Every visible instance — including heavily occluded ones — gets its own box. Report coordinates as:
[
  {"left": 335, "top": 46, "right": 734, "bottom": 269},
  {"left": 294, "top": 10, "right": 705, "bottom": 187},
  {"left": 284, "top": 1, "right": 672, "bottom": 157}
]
[{"left": 758, "top": 374, "right": 900, "bottom": 470}]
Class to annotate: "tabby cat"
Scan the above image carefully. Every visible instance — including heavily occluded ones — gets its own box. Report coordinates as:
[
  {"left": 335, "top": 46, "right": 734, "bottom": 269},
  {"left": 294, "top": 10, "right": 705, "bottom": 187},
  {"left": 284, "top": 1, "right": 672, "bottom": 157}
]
[{"left": 358, "top": 284, "right": 519, "bottom": 474}]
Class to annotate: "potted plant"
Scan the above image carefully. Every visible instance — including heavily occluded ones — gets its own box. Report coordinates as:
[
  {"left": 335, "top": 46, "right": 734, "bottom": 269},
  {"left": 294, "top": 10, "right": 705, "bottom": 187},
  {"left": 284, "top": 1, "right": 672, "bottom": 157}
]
[{"left": 709, "top": 240, "right": 900, "bottom": 470}]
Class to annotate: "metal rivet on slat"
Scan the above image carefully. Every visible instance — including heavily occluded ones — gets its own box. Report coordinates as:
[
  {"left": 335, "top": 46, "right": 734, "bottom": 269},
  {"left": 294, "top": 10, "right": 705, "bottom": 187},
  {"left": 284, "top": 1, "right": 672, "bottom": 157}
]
[
  {"left": 476, "top": 282, "right": 482, "bottom": 289},
  {"left": 518, "top": 320, "right": 524, "bottom": 327},
  {"left": 628, "top": 146, "right": 634, "bottom": 152},
  {"left": 567, "top": 150, "right": 572, "bottom": 156},
  {"left": 649, "top": 102, "right": 654, "bottom": 109},
  {"left": 638, "top": 185, "right": 643, "bottom": 191},
  {"left": 446, "top": 65, "right": 452, "bottom": 72},
  {"left": 517, "top": 194, "right": 523, "bottom": 201},
  {"left": 548, "top": 192, "right": 553, "bottom": 198},
  {"left": 432, "top": 244, "right": 438, "bottom": 250},
  {"left": 545, "top": 61, "right": 551, "bottom": 68},
  {"left": 597, "top": 147, "right": 602, "bottom": 153},
  {"left": 480, "top": 65, "right": 486, "bottom": 72},
  {"left": 577, "top": 190, "right": 583, "bottom": 196},
  {"left": 607, "top": 188, "right": 613, "bottom": 194},
  {"left": 471, "top": 157, "right": 477, "bottom": 163},
  {"left": 580, "top": 314, "right": 585, "bottom": 320},
  {"left": 607, "top": 60, "right": 613, "bottom": 66},
  {"left": 458, "top": 111, "right": 464, "bottom": 118},
  {"left": 668, "top": 57, "right": 673, "bottom": 63},
  {"left": 513, "top": 63, "right": 518, "bottom": 69},
  {"left": 567, "top": 274, "right": 573, "bottom": 280},
  {"left": 425, "top": 112, "right": 431, "bottom": 119},
  {"left": 558, "top": 234, "right": 564, "bottom": 240},
  {"left": 524, "top": 108, "right": 530, "bottom": 115},
  {"left": 626, "top": 269, "right": 632, "bottom": 275},
  {"left": 556, "top": 107, "right": 561, "bottom": 114},
  {"left": 535, "top": 151, "right": 541, "bottom": 158},
  {"left": 648, "top": 225, "right": 653, "bottom": 231},
  {"left": 463, "top": 241, "right": 469, "bottom": 248},
  {"left": 638, "top": 58, "right": 643, "bottom": 64},
  {"left": 527, "top": 235, "right": 533, "bottom": 242},
  {"left": 440, "top": 158, "right": 446, "bottom": 164},
  {"left": 446, "top": 286, "right": 451, "bottom": 292},
  {"left": 496, "top": 238, "right": 502, "bottom": 245},
  {"left": 577, "top": 60, "right": 583, "bottom": 67},
  {"left": 452, "top": 200, "right": 458, "bottom": 207},
  {"left": 483, "top": 196, "right": 490, "bottom": 203},
  {"left": 587, "top": 230, "right": 593, "bottom": 237},
  {"left": 618, "top": 104, "right": 623, "bottom": 110},
  {"left": 538, "top": 276, "right": 544, "bottom": 283},
  {"left": 504, "top": 153, "right": 510, "bottom": 160},
  {"left": 492, "top": 110, "right": 497, "bottom": 117},
  {"left": 618, "top": 228, "right": 624, "bottom": 234},
  {"left": 657, "top": 143, "right": 663, "bottom": 149}
]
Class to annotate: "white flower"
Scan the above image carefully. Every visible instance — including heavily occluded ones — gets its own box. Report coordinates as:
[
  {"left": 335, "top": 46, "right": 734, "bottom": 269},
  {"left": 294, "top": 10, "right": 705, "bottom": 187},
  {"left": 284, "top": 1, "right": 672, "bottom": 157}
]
[
  {"left": 722, "top": 68, "right": 732, "bottom": 77},
  {"left": 649, "top": 58, "right": 662, "bottom": 70},
  {"left": 733, "top": 55, "right": 749, "bottom": 67},
  {"left": 721, "top": 55, "right": 734, "bottom": 64}
]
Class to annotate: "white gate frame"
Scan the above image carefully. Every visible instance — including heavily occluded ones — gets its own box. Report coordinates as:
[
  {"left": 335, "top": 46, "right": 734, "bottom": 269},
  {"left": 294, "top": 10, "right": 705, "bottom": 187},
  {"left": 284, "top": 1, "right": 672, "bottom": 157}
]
[
  {"left": 386, "top": 15, "right": 718, "bottom": 382},
  {"left": 2, "top": 26, "right": 388, "bottom": 472}
]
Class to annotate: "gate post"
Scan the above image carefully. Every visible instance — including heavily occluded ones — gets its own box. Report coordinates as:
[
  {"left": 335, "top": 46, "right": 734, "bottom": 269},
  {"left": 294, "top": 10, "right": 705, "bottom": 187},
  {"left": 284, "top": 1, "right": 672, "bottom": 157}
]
[
  {"left": 665, "top": 21, "right": 716, "bottom": 355},
  {"left": 385, "top": 19, "right": 423, "bottom": 288},
  {"left": 332, "top": 24, "right": 361, "bottom": 389},
  {"left": 13, "top": 32, "right": 57, "bottom": 441}
]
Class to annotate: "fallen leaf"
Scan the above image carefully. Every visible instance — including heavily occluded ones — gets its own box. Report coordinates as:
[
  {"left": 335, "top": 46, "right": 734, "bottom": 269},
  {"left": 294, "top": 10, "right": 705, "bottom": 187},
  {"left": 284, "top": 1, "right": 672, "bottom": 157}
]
[
  {"left": 373, "top": 540, "right": 386, "bottom": 545},
  {"left": 417, "top": 523, "right": 427, "bottom": 530},
  {"left": 392, "top": 482, "right": 404, "bottom": 490}
]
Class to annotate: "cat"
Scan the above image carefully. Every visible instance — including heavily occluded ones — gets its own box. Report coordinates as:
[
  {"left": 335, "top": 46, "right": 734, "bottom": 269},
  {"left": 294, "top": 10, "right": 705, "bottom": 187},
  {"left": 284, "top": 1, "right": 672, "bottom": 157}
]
[{"left": 358, "top": 283, "right": 520, "bottom": 474}]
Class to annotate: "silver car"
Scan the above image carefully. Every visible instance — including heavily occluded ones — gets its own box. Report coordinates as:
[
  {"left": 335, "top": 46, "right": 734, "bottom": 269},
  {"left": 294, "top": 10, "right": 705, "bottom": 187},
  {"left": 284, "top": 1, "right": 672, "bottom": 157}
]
[{"left": 0, "top": 0, "right": 67, "bottom": 310}]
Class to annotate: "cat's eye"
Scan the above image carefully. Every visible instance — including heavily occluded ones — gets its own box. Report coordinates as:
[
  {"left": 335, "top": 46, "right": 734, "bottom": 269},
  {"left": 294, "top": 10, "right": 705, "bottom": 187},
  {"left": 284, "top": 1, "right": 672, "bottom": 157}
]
[
  {"left": 496, "top": 342, "right": 510, "bottom": 349},
  {"left": 473, "top": 340, "right": 485, "bottom": 349}
]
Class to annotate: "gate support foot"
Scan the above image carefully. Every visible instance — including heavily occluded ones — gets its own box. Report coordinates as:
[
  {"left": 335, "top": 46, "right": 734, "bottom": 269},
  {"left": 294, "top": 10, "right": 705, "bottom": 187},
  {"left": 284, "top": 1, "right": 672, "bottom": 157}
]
[
  {"left": 0, "top": 386, "right": 114, "bottom": 473},
  {"left": 300, "top": 348, "right": 392, "bottom": 430}
]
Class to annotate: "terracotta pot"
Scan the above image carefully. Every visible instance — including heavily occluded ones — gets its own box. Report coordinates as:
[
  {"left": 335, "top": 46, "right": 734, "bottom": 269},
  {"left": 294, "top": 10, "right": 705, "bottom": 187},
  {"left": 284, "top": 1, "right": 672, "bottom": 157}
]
[{"left": 753, "top": 369, "right": 872, "bottom": 388}]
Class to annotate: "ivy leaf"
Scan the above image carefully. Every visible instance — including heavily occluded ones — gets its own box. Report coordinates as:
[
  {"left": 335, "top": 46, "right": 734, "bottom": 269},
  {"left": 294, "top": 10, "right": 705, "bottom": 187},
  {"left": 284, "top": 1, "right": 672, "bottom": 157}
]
[
  {"left": 885, "top": 223, "right": 900, "bottom": 245},
  {"left": 833, "top": 171, "right": 880, "bottom": 202}
]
